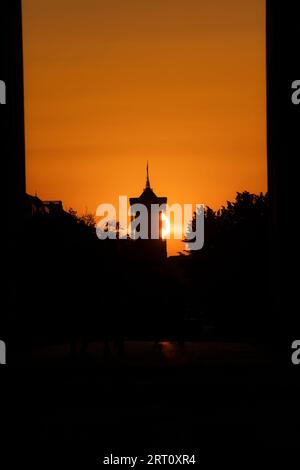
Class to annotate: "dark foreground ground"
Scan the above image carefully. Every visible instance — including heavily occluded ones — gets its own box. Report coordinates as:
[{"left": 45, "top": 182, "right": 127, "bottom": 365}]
[{"left": 3, "top": 341, "right": 300, "bottom": 467}]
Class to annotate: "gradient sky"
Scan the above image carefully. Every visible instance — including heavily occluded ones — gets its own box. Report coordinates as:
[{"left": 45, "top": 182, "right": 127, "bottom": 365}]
[{"left": 22, "top": 0, "right": 267, "bottom": 255}]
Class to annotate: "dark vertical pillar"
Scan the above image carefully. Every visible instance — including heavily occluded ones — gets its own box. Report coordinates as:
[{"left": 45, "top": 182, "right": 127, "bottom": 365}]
[
  {"left": 266, "top": 1, "right": 300, "bottom": 335},
  {"left": 0, "top": 1, "right": 26, "bottom": 352},
  {"left": 0, "top": 0, "right": 26, "bottom": 225}
]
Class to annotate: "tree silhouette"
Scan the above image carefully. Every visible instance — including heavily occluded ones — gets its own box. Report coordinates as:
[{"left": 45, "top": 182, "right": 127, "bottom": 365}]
[
  {"left": 17, "top": 190, "right": 270, "bottom": 352},
  {"left": 183, "top": 192, "right": 270, "bottom": 337}
]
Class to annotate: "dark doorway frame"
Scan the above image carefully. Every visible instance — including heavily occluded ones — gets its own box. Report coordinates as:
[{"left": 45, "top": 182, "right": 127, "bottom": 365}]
[{"left": 1, "top": 0, "right": 299, "bottom": 343}]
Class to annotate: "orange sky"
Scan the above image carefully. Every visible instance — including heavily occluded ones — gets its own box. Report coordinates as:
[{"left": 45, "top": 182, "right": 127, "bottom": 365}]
[{"left": 22, "top": 0, "right": 267, "bottom": 255}]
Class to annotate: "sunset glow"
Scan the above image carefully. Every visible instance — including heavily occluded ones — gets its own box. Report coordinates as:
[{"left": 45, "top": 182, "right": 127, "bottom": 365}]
[
  {"left": 22, "top": 0, "right": 267, "bottom": 255},
  {"left": 162, "top": 213, "right": 171, "bottom": 239}
]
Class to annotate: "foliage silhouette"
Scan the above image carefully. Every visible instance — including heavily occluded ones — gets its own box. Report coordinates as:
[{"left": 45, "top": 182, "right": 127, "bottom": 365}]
[{"left": 17, "top": 191, "right": 270, "bottom": 351}]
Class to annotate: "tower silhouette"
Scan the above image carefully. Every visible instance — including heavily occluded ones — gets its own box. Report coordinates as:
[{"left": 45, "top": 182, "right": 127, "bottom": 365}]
[{"left": 129, "top": 164, "right": 168, "bottom": 261}]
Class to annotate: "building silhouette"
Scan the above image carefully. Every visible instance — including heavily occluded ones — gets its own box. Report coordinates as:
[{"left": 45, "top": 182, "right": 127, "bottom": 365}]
[
  {"left": 24, "top": 194, "right": 64, "bottom": 218},
  {"left": 129, "top": 164, "right": 168, "bottom": 262}
]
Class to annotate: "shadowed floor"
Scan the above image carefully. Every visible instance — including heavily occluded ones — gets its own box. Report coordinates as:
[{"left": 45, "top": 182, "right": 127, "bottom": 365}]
[
  {"left": 22, "top": 340, "right": 274, "bottom": 367},
  {"left": 4, "top": 341, "right": 300, "bottom": 466}
]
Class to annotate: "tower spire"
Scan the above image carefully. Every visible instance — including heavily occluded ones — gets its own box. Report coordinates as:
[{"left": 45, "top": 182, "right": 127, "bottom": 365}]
[{"left": 146, "top": 161, "right": 151, "bottom": 189}]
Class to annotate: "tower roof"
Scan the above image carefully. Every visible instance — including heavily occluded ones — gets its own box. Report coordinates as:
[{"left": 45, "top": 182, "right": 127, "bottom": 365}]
[{"left": 129, "top": 162, "right": 167, "bottom": 206}]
